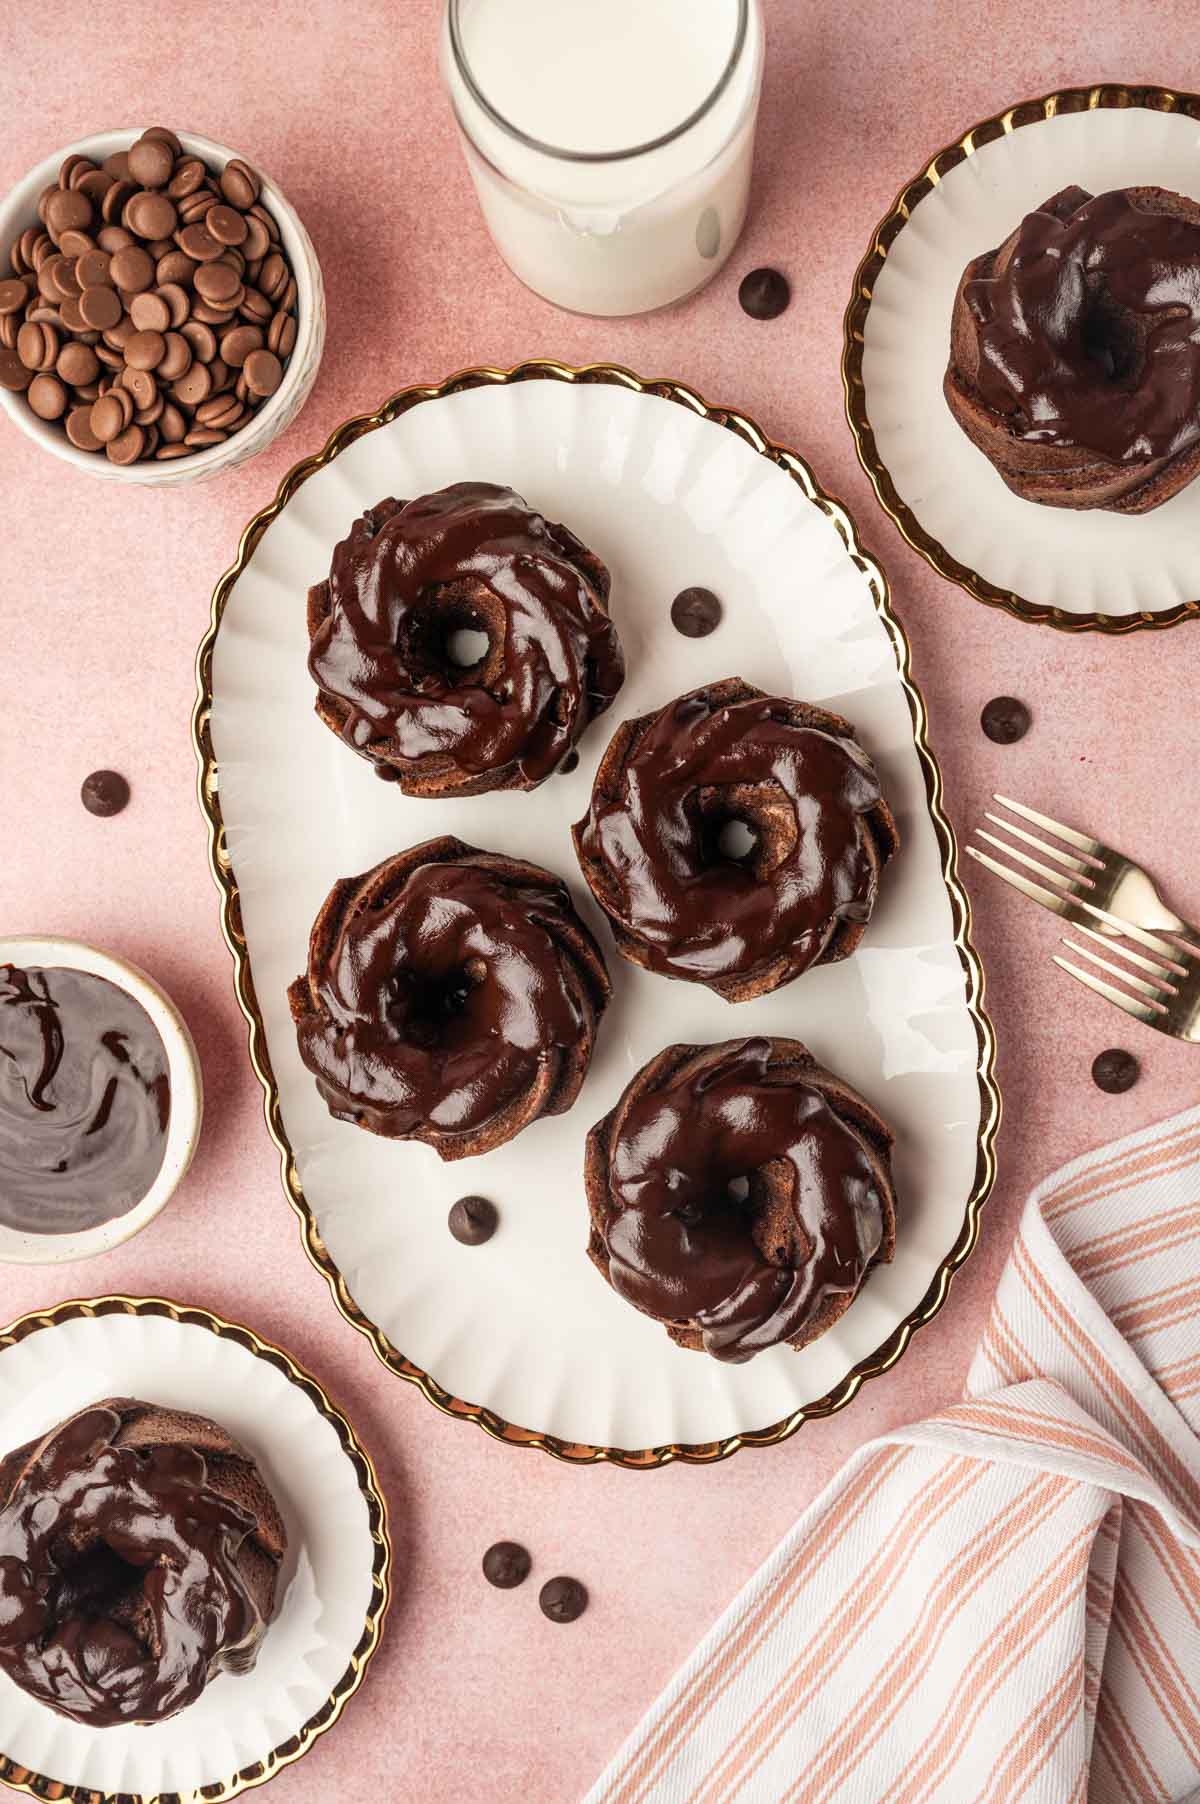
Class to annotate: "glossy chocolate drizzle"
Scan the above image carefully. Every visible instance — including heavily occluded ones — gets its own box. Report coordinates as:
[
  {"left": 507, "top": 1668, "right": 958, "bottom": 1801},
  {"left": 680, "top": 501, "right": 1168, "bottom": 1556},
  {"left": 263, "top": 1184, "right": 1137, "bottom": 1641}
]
[
  {"left": 308, "top": 483, "right": 625, "bottom": 784},
  {"left": 295, "top": 853, "right": 604, "bottom": 1137},
  {"left": 602, "top": 1039, "right": 888, "bottom": 1362},
  {"left": 0, "top": 965, "right": 170, "bottom": 1235},
  {"left": 575, "top": 687, "right": 885, "bottom": 982},
  {"left": 0, "top": 1403, "right": 269, "bottom": 1727},
  {"left": 965, "top": 186, "right": 1200, "bottom": 463}
]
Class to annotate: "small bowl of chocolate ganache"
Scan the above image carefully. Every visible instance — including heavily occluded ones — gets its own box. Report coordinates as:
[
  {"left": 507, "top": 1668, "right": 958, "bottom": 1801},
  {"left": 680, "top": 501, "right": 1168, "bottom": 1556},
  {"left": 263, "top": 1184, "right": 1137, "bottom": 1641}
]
[{"left": 0, "top": 937, "right": 202, "bottom": 1264}]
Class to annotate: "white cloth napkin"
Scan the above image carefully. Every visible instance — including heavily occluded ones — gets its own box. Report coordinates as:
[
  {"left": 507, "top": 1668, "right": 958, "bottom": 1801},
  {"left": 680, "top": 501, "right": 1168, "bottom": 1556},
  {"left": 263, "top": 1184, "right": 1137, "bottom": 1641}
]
[{"left": 586, "top": 1107, "right": 1200, "bottom": 1804}]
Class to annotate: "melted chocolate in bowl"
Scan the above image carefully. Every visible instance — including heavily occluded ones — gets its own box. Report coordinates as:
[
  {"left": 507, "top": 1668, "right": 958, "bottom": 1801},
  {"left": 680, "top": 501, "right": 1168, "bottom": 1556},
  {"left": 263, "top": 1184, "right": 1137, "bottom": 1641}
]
[{"left": 0, "top": 965, "right": 170, "bottom": 1234}]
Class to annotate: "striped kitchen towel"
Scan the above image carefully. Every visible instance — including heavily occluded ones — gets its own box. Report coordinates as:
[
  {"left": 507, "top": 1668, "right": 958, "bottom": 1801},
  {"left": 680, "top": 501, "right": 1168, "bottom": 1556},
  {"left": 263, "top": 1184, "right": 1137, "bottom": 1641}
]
[{"left": 587, "top": 1106, "right": 1200, "bottom": 1804}]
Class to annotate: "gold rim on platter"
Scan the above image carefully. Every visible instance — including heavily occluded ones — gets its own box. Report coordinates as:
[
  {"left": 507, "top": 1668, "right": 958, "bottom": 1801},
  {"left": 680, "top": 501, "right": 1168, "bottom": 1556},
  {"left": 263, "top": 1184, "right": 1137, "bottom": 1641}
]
[
  {"left": 192, "top": 358, "right": 1002, "bottom": 1468},
  {"left": 0, "top": 1294, "right": 391, "bottom": 1804},
  {"left": 842, "top": 81, "right": 1200, "bottom": 635}
]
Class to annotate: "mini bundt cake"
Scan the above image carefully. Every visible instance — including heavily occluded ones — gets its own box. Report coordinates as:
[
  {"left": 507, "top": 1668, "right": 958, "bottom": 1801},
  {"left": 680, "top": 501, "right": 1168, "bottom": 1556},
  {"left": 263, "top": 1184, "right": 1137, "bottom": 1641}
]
[
  {"left": 572, "top": 678, "right": 897, "bottom": 1002},
  {"left": 0, "top": 1398, "right": 286, "bottom": 1727},
  {"left": 945, "top": 184, "right": 1200, "bottom": 512},
  {"left": 305, "top": 482, "right": 625, "bottom": 794},
  {"left": 585, "top": 1037, "right": 897, "bottom": 1363},
  {"left": 289, "top": 837, "right": 611, "bottom": 1160}
]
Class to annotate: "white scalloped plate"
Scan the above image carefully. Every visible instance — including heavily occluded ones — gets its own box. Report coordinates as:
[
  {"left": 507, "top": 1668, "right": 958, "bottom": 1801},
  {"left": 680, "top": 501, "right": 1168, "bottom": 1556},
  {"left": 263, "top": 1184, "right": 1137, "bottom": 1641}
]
[
  {"left": 855, "top": 99, "right": 1200, "bottom": 624},
  {"left": 0, "top": 1305, "right": 387, "bottom": 1801},
  {"left": 207, "top": 372, "right": 993, "bottom": 1455}
]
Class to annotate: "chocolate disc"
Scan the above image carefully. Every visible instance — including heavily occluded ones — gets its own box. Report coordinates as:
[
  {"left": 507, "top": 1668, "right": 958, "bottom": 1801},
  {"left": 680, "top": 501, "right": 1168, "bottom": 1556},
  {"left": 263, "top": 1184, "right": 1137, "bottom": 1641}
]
[
  {"left": 981, "top": 696, "right": 1032, "bottom": 744},
  {"left": 539, "top": 1576, "right": 588, "bottom": 1623},
  {"left": 482, "top": 1541, "right": 532, "bottom": 1589},
  {"left": 448, "top": 1194, "right": 498, "bottom": 1245},
  {"left": 738, "top": 267, "right": 790, "bottom": 320},
  {"left": 1092, "top": 1048, "right": 1139, "bottom": 1094},
  {"left": 80, "top": 769, "right": 130, "bottom": 817},
  {"left": 670, "top": 586, "right": 722, "bottom": 638}
]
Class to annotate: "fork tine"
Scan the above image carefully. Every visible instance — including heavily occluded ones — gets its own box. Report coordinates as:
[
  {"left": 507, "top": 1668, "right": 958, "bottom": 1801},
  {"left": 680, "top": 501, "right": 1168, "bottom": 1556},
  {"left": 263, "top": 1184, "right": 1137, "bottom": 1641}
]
[
  {"left": 983, "top": 811, "right": 1094, "bottom": 878},
  {"left": 966, "top": 846, "right": 1080, "bottom": 920},
  {"left": 1068, "top": 920, "right": 1184, "bottom": 981},
  {"left": 974, "top": 829, "right": 1083, "bottom": 895},
  {"left": 1060, "top": 936, "right": 1174, "bottom": 1002},
  {"left": 993, "top": 794, "right": 1104, "bottom": 859},
  {"left": 1052, "top": 955, "right": 1164, "bottom": 1027}
]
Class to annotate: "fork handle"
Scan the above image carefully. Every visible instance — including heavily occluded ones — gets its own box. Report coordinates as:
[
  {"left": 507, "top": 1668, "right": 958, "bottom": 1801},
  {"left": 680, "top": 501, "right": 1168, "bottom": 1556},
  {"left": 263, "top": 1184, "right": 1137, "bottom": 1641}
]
[{"left": 1134, "top": 896, "right": 1194, "bottom": 937}]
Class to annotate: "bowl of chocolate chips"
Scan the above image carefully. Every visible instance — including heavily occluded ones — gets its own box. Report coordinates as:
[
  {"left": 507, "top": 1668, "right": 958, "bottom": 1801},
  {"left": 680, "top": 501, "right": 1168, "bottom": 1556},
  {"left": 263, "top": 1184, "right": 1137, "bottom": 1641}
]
[{"left": 0, "top": 126, "right": 324, "bottom": 483}]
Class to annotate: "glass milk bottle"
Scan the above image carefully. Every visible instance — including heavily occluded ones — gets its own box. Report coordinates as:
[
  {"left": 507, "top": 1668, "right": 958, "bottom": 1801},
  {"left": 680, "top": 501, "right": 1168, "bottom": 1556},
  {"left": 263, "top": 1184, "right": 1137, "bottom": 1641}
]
[{"left": 441, "top": 0, "right": 766, "bottom": 317}]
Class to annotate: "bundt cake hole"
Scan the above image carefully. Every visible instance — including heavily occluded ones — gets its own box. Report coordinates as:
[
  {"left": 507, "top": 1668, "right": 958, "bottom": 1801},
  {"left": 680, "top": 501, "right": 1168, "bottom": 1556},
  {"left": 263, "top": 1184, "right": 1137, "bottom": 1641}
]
[
  {"left": 51, "top": 1536, "right": 148, "bottom": 1625},
  {"left": 397, "top": 581, "right": 506, "bottom": 687},
  {"left": 446, "top": 626, "right": 490, "bottom": 668},
  {"left": 1080, "top": 294, "right": 1141, "bottom": 386},
  {"left": 697, "top": 782, "right": 797, "bottom": 879},
  {"left": 717, "top": 820, "right": 758, "bottom": 863},
  {"left": 387, "top": 959, "right": 488, "bottom": 1050}
]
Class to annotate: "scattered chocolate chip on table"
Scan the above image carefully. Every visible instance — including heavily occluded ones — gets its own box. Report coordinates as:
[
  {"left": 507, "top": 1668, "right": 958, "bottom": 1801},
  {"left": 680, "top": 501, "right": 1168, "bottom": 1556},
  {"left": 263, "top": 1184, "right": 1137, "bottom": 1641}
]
[
  {"left": 981, "top": 696, "right": 1032, "bottom": 744},
  {"left": 539, "top": 1577, "right": 588, "bottom": 1623},
  {"left": 738, "top": 266, "right": 790, "bottom": 320},
  {"left": 80, "top": 769, "right": 130, "bottom": 817},
  {"left": 1092, "top": 1048, "right": 1140, "bottom": 1094},
  {"left": 482, "top": 1542, "right": 532, "bottom": 1589}
]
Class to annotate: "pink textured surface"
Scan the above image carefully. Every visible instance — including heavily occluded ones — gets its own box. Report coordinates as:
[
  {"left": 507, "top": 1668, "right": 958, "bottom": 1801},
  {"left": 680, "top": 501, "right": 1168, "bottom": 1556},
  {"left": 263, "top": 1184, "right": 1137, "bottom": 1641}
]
[{"left": 2, "top": 5, "right": 1198, "bottom": 1800}]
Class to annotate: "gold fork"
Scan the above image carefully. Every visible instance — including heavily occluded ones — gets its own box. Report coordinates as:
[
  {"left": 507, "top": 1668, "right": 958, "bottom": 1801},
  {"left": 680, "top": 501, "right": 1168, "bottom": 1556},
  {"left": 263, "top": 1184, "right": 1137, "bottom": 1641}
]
[{"left": 966, "top": 794, "right": 1200, "bottom": 1041}]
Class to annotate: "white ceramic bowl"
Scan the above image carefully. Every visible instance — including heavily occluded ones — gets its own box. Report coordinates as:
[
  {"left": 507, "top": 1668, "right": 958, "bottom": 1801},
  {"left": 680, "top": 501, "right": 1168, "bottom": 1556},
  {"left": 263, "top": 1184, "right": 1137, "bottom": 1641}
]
[
  {"left": 0, "top": 128, "right": 325, "bottom": 486},
  {"left": 0, "top": 936, "right": 203, "bottom": 1262}
]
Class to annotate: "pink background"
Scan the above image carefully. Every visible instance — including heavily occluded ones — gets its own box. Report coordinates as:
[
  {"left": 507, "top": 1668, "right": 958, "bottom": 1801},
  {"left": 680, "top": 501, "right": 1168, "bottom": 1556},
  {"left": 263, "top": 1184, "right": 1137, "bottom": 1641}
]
[{"left": 3, "top": 4, "right": 1199, "bottom": 1799}]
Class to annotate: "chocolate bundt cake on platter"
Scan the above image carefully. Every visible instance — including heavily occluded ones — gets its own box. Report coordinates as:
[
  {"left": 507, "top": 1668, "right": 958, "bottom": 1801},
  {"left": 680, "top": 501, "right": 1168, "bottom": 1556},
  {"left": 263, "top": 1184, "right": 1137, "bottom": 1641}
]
[
  {"left": 305, "top": 481, "right": 625, "bottom": 795},
  {"left": 0, "top": 1398, "right": 286, "bottom": 1727},
  {"left": 945, "top": 184, "right": 1200, "bottom": 513},
  {"left": 584, "top": 1037, "right": 897, "bottom": 1364},
  {"left": 289, "top": 836, "right": 611, "bottom": 1161},
  {"left": 572, "top": 677, "right": 898, "bottom": 1003}
]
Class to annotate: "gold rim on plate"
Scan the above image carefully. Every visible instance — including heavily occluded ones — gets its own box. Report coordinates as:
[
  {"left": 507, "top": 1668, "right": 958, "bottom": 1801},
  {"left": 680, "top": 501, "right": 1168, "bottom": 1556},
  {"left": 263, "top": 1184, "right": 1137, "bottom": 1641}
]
[
  {"left": 843, "top": 81, "right": 1200, "bottom": 635},
  {"left": 192, "top": 358, "right": 1002, "bottom": 1468},
  {"left": 0, "top": 1295, "right": 391, "bottom": 1804}
]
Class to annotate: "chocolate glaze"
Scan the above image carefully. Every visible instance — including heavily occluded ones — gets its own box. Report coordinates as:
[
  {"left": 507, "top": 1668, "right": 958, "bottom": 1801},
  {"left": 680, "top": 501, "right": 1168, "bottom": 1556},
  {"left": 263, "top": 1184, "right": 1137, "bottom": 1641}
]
[
  {"left": 0, "top": 966, "right": 170, "bottom": 1235},
  {"left": 0, "top": 1403, "right": 273, "bottom": 1727},
  {"left": 965, "top": 187, "right": 1200, "bottom": 463},
  {"left": 292, "top": 846, "right": 609, "bottom": 1142},
  {"left": 597, "top": 1039, "right": 891, "bottom": 1363},
  {"left": 574, "top": 685, "right": 887, "bottom": 984},
  {"left": 308, "top": 483, "right": 625, "bottom": 786}
]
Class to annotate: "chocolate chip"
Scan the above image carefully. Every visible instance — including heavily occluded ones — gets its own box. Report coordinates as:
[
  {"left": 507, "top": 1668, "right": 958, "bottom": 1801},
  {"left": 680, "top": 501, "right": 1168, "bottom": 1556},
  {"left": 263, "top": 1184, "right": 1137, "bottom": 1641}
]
[
  {"left": 738, "top": 267, "right": 790, "bottom": 320},
  {"left": 671, "top": 586, "right": 722, "bottom": 638},
  {"left": 539, "top": 1576, "right": 588, "bottom": 1623},
  {"left": 482, "top": 1541, "right": 531, "bottom": 1589},
  {"left": 981, "top": 696, "right": 1032, "bottom": 744},
  {"left": 81, "top": 769, "right": 130, "bottom": 816},
  {"left": 0, "top": 343, "right": 31, "bottom": 391},
  {"left": 128, "top": 135, "right": 176, "bottom": 191},
  {"left": 1092, "top": 1048, "right": 1139, "bottom": 1094},
  {"left": 448, "top": 1195, "right": 498, "bottom": 1245},
  {"left": 0, "top": 277, "right": 29, "bottom": 314},
  {"left": 243, "top": 347, "right": 282, "bottom": 397},
  {"left": 27, "top": 372, "right": 67, "bottom": 419}
]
